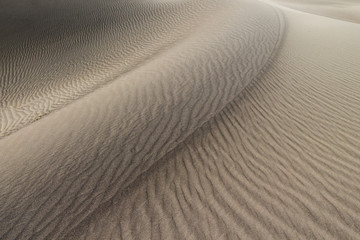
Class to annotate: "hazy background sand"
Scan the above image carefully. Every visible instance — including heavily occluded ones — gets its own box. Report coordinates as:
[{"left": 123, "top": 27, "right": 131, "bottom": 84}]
[
  {"left": 265, "top": 0, "right": 360, "bottom": 23},
  {"left": 0, "top": 0, "right": 360, "bottom": 239}
]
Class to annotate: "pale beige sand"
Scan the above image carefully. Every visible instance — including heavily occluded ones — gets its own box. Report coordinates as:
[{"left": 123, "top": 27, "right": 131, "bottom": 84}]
[
  {"left": 0, "top": 0, "right": 282, "bottom": 239},
  {"left": 1, "top": 0, "right": 360, "bottom": 239},
  {"left": 64, "top": 6, "right": 360, "bottom": 240},
  {"left": 266, "top": 0, "right": 360, "bottom": 23}
]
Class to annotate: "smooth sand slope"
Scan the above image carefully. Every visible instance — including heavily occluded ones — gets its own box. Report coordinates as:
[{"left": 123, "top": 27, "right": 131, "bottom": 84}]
[
  {"left": 266, "top": 0, "right": 360, "bottom": 23},
  {"left": 1, "top": 0, "right": 360, "bottom": 239}
]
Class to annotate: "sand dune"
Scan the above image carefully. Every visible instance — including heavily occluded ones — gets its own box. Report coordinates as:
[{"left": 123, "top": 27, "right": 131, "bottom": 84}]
[
  {"left": 1, "top": 0, "right": 360, "bottom": 239},
  {"left": 0, "top": 0, "right": 283, "bottom": 238},
  {"left": 0, "top": 0, "right": 216, "bottom": 137},
  {"left": 64, "top": 5, "right": 360, "bottom": 240}
]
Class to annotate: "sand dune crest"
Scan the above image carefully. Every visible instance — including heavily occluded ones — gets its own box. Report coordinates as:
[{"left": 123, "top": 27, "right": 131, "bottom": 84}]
[{"left": 0, "top": 0, "right": 284, "bottom": 239}]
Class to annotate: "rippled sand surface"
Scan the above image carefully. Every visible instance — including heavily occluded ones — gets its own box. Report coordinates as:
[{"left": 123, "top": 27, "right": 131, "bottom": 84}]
[{"left": 0, "top": 0, "right": 360, "bottom": 239}]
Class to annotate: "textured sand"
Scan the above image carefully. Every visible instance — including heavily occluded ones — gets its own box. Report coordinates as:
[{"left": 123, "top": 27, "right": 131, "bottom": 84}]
[
  {"left": 0, "top": 0, "right": 216, "bottom": 137},
  {"left": 65, "top": 6, "right": 360, "bottom": 240},
  {"left": 0, "top": 0, "right": 360, "bottom": 239}
]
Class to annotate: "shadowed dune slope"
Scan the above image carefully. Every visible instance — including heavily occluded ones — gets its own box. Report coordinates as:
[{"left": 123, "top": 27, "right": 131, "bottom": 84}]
[
  {"left": 65, "top": 6, "right": 360, "bottom": 240},
  {"left": 0, "top": 0, "right": 284, "bottom": 239},
  {"left": 0, "top": 0, "right": 215, "bottom": 137}
]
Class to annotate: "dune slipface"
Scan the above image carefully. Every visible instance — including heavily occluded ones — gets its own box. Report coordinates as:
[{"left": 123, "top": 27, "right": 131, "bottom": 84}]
[{"left": 0, "top": 0, "right": 283, "bottom": 239}]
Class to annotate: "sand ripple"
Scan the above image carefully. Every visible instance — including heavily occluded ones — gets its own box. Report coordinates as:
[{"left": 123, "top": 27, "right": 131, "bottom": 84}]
[{"left": 0, "top": 0, "right": 283, "bottom": 239}]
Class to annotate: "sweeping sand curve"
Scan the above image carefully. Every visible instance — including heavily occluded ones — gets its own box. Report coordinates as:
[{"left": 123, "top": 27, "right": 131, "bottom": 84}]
[
  {"left": 65, "top": 5, "right": 360, "bottom": 240},
  {"left": 0, "top": 0, "right": 283, "bottom": 239},
  {"left": 0, "top": 0, "right": 360, "bottom": 239}
]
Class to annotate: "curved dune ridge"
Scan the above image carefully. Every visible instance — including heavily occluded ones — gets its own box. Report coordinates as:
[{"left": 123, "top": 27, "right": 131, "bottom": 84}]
[
  {"left": 1, "top": 0, "right": 360, "bottom": 240},
  {"left": 65, "top": 6, "right": 360, "bottom": 239},
  {"left": 0, "top": 0, "right": 284, "bottom": 239}
]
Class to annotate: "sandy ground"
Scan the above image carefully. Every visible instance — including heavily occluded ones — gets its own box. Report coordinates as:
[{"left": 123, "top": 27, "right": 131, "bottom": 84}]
[
  {"left": 265, "top": 0, "right": 360, "bottom": 23},
  {"left": 0, "top": 0, "right": 360, "bottom": 239},
  {"left": 66, "top": 5, "right": 360, "bottom": 240}
]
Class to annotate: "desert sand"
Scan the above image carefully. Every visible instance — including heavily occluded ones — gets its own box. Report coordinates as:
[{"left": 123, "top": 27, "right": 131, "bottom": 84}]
[
  {"left": 0, "top": 0, "right": 359, "bottom": 239},
  {"left": 267, "top": 0, "right": 360, "bottom": 23}
]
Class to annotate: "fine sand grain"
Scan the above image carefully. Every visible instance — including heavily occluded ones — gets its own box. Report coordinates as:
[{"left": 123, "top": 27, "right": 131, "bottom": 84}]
[{"left": 0, "top": 0, "right": 360, "bottom": 239}]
